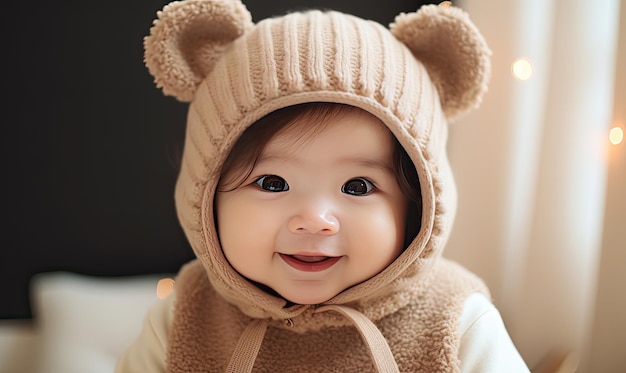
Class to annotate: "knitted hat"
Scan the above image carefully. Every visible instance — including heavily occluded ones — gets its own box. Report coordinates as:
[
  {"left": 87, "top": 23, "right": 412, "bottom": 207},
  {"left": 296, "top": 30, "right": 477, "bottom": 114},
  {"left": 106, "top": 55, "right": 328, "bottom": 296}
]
[{"left": 144, "top": 0, "right": 490, "bottom": 308}]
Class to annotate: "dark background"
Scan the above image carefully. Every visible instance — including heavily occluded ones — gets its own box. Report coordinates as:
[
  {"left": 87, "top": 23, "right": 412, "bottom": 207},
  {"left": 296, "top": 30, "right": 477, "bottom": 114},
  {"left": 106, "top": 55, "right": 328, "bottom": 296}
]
[{"left": 2, "top": 0, "right": 436, "bottom": 319}]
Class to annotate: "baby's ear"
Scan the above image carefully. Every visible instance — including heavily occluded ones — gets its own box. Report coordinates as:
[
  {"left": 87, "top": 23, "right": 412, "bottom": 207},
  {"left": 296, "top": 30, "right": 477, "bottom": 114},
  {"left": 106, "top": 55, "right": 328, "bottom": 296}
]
[
  {"left": 391, "top": 2, "right": 491, "bottom": 121},
  {"left": 144, "top": 0, "right": 253, "bottom": 102}
]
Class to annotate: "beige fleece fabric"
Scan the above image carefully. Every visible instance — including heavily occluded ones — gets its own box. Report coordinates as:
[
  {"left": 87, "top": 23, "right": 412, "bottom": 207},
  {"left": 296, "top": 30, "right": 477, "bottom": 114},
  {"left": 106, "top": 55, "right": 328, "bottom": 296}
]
[{"left": 168, "top": 259, "right": 488, "bottom": 373}]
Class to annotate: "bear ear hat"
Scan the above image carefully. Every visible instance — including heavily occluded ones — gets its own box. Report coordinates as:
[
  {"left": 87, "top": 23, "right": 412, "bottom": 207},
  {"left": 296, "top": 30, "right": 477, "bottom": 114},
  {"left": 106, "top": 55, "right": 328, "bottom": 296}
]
[
  {"left": 143, "top": 0, "right": 253, "bottom": 102},
  {"left": 391, "top": 2, "right": 492, "bottom": 121},
  {"left": 144, "top": 0, "right": 491, "bottom": 120}
]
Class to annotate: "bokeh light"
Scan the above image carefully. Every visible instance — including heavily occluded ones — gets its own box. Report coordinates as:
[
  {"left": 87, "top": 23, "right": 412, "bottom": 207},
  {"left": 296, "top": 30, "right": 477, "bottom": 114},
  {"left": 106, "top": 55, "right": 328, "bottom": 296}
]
[
  {"left": 609, "top": 126, "right": 624, "bottom": 145},
  {"left": 512, "top": 58, "right": 533, "bottom": 81},
  {"left": 156, "top": 278, "right": 175, "bottom": 299}
]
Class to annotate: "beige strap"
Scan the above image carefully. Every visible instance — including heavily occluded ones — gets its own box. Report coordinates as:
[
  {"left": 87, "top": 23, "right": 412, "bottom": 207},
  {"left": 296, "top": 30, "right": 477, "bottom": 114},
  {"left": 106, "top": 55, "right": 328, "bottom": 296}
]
[
  {"left": 225, "top": 318, "right": 269, "bottom": 373},
  {"left": 315, "top": 305, "right": 400, "bottom": 373},
  {"left": 226, "top": 305, "right": 399, "bottom": 372}
]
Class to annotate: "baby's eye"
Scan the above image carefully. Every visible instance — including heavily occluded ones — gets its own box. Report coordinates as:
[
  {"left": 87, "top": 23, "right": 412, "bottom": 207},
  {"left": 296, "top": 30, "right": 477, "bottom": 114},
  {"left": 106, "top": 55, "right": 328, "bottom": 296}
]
[
  {"left": 255, "top": 175, "right": 290, "bottom": 192},
  {"left": 341, "top": 178, "right": 375, "bottom": 196}
]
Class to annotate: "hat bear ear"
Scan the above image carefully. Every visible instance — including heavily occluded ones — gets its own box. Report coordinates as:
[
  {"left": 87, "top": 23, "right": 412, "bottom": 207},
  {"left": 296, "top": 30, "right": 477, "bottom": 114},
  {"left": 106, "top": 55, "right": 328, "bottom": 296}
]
[
  {"left": 144, "top": 0, "right": 253, "bottom": 102},
  {"left": 391, "top": 2, "right": 492, "bottom": 121}
]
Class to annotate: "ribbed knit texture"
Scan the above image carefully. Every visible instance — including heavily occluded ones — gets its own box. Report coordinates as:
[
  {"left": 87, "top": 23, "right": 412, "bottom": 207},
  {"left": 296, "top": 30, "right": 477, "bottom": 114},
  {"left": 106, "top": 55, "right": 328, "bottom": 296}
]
[{"left": 141, "top": 0, "right": 492, "bottom": 371}]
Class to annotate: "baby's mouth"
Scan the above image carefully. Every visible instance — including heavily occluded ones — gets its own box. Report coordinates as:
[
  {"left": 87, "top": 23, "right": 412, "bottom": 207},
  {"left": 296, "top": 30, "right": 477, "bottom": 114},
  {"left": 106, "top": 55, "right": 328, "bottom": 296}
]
[
  {"left": 290, "top": 255, "right": 331, "bottom": 263},
  {"left": 278, "top": 253, "right": 341, "bottom": 272}
]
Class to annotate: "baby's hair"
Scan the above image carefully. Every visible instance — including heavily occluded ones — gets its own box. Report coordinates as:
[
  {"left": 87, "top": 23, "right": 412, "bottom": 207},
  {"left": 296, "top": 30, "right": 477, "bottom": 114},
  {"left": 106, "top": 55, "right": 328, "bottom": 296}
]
[{"left": 217, "top": 102, "right": 422, "bottom": 247}]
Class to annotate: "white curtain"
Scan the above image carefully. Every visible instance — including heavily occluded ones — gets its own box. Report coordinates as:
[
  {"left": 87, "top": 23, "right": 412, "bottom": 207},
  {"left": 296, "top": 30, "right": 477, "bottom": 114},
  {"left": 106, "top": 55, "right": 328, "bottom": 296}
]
[{"left": 446, "top": 0, "right": 625, "bottom": 371}]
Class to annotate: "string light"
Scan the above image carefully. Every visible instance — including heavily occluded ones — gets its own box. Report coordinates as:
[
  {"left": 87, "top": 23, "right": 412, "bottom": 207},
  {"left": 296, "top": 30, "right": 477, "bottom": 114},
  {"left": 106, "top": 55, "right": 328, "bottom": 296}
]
[{"left": 512, "top": 58, "right": 533, "bottom": 81}]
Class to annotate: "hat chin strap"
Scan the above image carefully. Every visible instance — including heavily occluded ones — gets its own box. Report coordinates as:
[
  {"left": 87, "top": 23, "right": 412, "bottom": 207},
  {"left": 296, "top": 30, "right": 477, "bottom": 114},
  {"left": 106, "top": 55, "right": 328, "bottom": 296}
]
[
  {"left": 226, "top": 304, "right": 400, "bottom": 373},
  {"left": 225, "top": 318, "right": 268, "bottom": 373}
]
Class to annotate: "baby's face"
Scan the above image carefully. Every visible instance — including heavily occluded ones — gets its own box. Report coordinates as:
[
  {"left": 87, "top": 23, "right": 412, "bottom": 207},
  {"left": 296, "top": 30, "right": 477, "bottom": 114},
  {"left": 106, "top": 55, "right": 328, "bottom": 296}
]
[{"left": 215, "top": 111, "right": 408, "bottom": 305}]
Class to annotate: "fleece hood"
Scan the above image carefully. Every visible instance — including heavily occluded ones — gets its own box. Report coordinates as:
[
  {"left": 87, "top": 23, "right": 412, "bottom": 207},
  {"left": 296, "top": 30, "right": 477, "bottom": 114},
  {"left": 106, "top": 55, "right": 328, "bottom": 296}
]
[{"left": 144, "top": 0, "right": 490, "bottom": 324}]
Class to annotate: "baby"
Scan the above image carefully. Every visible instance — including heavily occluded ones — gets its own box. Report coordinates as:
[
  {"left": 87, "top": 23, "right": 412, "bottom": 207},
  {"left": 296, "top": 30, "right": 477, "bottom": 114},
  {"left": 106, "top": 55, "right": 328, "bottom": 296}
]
[{"left": 116, "top": 1, "right": 530, "bottom": 372}]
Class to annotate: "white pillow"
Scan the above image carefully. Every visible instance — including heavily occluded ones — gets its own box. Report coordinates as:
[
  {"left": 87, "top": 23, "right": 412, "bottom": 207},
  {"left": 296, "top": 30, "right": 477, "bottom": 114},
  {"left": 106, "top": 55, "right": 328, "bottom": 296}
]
[{"left": 31, "top": 271, "right": 171, "bottom": 373}]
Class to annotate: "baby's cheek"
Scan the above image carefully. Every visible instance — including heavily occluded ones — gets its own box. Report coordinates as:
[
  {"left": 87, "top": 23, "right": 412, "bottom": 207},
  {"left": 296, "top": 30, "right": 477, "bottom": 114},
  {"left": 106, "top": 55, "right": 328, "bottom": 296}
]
[
  {"left": 352, "top": 211, "right": 403, "bottom": 270},
  {"left": 373, "top": 205, "right": 406, "bottom": 247},
  {"left": 218, "top": 205, "right": 274, "bottom": 267}
]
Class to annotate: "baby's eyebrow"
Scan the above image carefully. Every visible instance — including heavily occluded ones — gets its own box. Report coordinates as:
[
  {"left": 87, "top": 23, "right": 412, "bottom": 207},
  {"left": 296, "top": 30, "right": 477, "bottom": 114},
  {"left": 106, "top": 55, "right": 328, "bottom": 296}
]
[
  {"left": 256, "top": 153, "right": 394, "bottom": 173},
  {"left": 339, "top": 156, "right": 394, "bottom": 173},
  {"left": 255, "top": 154, "right": 289, "bottom": 164}
]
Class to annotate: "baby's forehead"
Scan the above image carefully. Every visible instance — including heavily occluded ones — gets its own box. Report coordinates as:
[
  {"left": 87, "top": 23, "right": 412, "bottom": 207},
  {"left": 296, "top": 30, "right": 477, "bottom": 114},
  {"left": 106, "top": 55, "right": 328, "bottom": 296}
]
[
  {"left": 259, "top": 111, "right": 395, "bottom": 161},
  {"left": 270, "top": 104, "right": 389, "bottom": 140}
]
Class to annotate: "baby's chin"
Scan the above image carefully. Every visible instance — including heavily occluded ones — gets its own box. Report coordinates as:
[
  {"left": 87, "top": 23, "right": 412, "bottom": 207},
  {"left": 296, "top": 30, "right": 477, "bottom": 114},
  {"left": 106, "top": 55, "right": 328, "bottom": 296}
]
[{"left": 276, "top": 288, "right": 342, "bottom": 306}]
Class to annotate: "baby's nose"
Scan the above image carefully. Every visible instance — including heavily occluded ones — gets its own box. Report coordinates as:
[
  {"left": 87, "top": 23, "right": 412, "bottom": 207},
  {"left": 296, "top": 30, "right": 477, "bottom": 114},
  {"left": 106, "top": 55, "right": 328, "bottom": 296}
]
[{"left": 287, "top": 205, "right": 340, "bottom": 235}]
